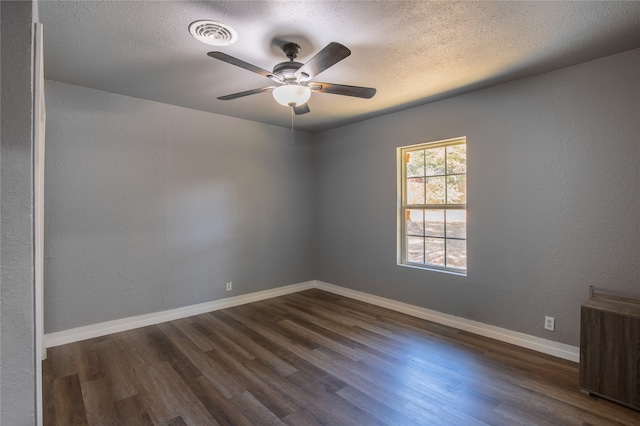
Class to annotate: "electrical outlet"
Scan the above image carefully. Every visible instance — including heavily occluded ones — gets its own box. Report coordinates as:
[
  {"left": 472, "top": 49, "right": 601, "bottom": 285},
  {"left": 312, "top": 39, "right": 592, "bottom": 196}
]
[
  {"left": 226, "top": 281, "right": 232, "bottom": 291},
  {"left": 544, "top": 316, "right": 555, "bottom": 331}
]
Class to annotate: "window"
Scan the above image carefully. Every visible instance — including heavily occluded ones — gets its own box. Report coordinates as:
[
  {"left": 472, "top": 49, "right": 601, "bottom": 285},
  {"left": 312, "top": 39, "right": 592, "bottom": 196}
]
[{"left": 399, "top": 137, "right": 467, "bottom": 274}]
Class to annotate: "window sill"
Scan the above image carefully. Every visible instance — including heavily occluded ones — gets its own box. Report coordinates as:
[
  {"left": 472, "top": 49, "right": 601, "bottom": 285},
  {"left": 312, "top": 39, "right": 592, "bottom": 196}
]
[{"left": 397, "top": 262, "right": 467, "bottom": 277}]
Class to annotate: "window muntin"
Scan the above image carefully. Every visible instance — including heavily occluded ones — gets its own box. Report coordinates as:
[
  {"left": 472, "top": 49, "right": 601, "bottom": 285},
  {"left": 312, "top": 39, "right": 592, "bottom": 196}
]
[{"left": 399, "top": 138, "right": 467, "bottom": 274}]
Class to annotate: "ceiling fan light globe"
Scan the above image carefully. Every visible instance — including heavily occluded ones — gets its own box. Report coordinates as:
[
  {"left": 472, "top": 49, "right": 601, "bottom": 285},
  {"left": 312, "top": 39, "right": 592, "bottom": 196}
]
[{"left": 273, "top": 85, "right": 311, "bottom": 107}]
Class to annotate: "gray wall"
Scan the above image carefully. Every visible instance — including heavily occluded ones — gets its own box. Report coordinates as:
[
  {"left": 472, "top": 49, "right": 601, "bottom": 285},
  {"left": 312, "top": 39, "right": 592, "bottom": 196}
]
[
  {"left": 44, "top": 81, "right": 316, "bottom": 333},
  {"left": 1, "top": 1, "right": 37, "bottom": 424},
  {"left": 315, "top": 49, "right": 640, "bottom": 347}
]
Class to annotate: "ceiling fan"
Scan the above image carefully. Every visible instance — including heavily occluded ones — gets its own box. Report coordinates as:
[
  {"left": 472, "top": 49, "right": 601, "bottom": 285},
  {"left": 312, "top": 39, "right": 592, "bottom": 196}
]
[{"left": 207, "top": 42, "right": 376, "bottom": 115}]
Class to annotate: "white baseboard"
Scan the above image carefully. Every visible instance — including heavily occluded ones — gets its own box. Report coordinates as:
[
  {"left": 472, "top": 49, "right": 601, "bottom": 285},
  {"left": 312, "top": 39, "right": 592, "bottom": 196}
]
[
  {"left": 43, "top": 281, "right": 315, "bottom": 349},
  {"left": 314, "top": 280, "right": 580, "bottom": 363},
  {"left": 44, "top": 279, "right": 579, "bottom": 363}
]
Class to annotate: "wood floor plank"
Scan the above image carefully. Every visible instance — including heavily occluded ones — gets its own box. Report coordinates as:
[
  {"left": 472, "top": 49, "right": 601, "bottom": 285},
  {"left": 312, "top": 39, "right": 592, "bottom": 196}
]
[
  {"left": 47, "top": 344, "right": 80, "bottom": 379},
  {"left": 279, "top": 318, "right": 364, "bottom": 361},
  {"left": 81, "top": 378, "right": 121, "bottom": 425},
  {"left": 140, "top": 361, "right": 218, "bottom": 426},
  {"left": 243, "top": 358, "right": 366, "bottom": 426},
  {"left": 165, "top": 416, "right": 188, "bottom": 426},
  {"left": 191, "top": 315, "right": 255, "bottom": 360},
  {"left": 171, "top": 318, "right": 216, "bottom": 352},
  {"left": 222, "top": 307, "right": 317, "bottom": 352},
  {"left": 281, "top": 409, "right": 324, "bottom": 426},
  {"left": 42, "top": 357, "right": 57, "bottom": 426},
  {"left": 187, "top": 375, "right": 253, "bottom": 426},
  {"left": 53, "top": 374, "right": 89, "bottom": 426},
  {"left": 43, "top": 289, "right": 640, "bottom": 425},
  {"left": 287, "top": 342, "right": 444, "bottom": 419},
  {"left": 204, "top": 346, "right": 300, "bottom": 419},
  {"left": 335, "top": 384, "right": 424, "bottom": 426},
  {"left": 156, "top": 321, "right": 244, "bottom": 399},
  {"left": 207, "top": 311, "right": 298, "bottom": 376},
  {"left": 283, "top": 370, "right": 384, "bottom": 426},
  {"left": 94, "top": 337, "right": 141, "bottom": 401},
  {"left": 113, "top": 395, "right": 154, "bottom": 426},
  {"left": 228, "top": 391, "right": 285, "bottom": 426}
]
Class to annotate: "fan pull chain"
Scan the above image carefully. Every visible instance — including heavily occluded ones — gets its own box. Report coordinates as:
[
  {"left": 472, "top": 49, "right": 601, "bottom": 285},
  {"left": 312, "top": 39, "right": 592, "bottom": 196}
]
[{"left": 290, "top": 106, "right": 295, "bottom": 144}]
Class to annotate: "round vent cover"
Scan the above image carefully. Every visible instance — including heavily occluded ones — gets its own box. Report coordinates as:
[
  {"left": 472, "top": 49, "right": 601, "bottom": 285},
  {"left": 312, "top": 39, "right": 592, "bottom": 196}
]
[{"left": 189, "top": 20, "right": 237, "bottom": 46}]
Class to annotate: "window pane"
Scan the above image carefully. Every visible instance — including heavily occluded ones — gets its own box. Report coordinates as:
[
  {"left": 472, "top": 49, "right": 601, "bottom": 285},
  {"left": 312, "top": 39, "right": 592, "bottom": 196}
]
[
  {"left": 407, "top": 178, "right": 425, "bottom": 204},
  {"left": 406, "top": 150, "right": 425, "bottom": 178},
  {"left": 425, "top": 209, "right": 445, "bottom": 237},
  {"left": 446, "top": 210, "right": 466, "bottom": 239},
  {"left": 406, "top": 209, "right": 424, "bottom": 236},
  {"left": 425, "top": 177, "right": 446, "bottom": 204},
  {"left": 446, "top": 239, "right": 467, "bottom": 269},
  {"left": 446, "top": 175, "right": 466, "bottom": 204},
  {"left": 447, "top": 144, "right": 466, "bottom": 174},
  {"left": 400, "top": 139, "right": 466, "bottom": 274},
  {"left": 407, "top": 236, "right": 424, "bottom": 263},
  {"left": 425, "top": 147, "right": 445, "bottom": 176},
  {"left": 425, "top": 237, "right": 445, "bottom": 266}
]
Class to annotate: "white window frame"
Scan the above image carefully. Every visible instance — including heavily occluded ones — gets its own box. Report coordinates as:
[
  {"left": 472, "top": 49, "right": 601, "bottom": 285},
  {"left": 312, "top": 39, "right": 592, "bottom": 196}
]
[{"left": 397, "top": 137, "right": 467, "bottom": 275}]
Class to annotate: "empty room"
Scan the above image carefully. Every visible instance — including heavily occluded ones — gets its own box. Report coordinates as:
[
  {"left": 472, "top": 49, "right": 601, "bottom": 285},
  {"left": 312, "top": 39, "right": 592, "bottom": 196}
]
[{"left": 1, "top": 1, "right": 639, "bottom": 425}]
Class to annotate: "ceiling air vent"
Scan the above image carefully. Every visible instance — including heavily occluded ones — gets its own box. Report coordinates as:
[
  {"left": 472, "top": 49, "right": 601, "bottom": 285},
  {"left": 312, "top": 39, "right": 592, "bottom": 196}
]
[{"left": 189, "top": 20, "right": 237, "bottom": 46}]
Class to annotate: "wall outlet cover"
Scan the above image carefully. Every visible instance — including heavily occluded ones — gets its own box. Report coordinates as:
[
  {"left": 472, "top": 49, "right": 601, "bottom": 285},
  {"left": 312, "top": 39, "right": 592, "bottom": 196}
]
[{"left": 545, "top": 316, "right": 555, "bottom": 331}]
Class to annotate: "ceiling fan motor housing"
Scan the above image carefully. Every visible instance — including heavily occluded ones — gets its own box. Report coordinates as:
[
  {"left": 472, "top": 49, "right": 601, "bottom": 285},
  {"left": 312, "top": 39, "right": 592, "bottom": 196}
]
[{"left": 272, "top": 61, "right": 307, "bottom": 83}]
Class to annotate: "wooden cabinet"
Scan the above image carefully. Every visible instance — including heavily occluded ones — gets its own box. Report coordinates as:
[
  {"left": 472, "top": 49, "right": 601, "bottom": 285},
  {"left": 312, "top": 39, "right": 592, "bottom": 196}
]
[{"left": 579, "top": 288, "right": 640, "bottom": 411}]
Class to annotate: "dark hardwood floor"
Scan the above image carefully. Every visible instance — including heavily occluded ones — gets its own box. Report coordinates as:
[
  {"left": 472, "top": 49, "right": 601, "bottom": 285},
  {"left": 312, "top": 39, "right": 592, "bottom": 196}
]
[{"left": 43, "top": 289, "right": 640, "bottom": 425}]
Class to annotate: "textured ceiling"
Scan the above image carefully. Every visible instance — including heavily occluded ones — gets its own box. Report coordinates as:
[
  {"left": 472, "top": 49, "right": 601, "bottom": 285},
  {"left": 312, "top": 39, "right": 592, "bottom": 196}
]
[{"left": 39, "top": 1, "right": 640, "bottom": 133}]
